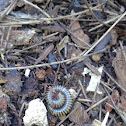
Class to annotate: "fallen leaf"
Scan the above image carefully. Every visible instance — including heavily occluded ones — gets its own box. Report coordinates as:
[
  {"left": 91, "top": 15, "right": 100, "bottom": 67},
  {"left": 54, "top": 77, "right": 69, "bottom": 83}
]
[
  {"left": 112, "top": 46, "right": 126, "bottom": 95},
  {"left": 70, "top": 18, "right": 90, "bottom": 47},
  {"left": 120, "top": 95, "right": 126, "bottom": 111},
  {"left": 48, "top": 52, "right": 57, "bottom": 69},
  {"left": 36, "top": 69, "right": 46, "bottom": 81},
  {"left": 105, "top": 90, "right": 119, "bottom": 112},
  {"left": 48, "top": 5, "right": 60, "bottom": 17},
  {"left": 9, "top": 29, "right": 36, "bottom": 45},
  {"left": 69, "top": 102, "right": 89, "bottom": 125}
]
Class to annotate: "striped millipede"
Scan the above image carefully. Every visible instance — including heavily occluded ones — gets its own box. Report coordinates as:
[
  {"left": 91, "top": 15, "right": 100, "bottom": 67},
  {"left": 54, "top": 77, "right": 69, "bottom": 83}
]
[{"left": 45, "top": 85, "right": 73, "bottom": 116}]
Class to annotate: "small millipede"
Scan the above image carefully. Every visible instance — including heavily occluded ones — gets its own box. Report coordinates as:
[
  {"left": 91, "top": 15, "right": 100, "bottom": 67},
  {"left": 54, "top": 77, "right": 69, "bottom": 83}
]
[{"left": 45, "top": 85, "right": 73, "bottom": 116}]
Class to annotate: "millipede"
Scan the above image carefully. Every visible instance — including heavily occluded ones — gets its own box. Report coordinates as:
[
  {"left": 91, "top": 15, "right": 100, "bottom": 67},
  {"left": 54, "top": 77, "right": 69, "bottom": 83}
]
[{"left": 45, "top": 85, "right": 73, "bottom": 116}]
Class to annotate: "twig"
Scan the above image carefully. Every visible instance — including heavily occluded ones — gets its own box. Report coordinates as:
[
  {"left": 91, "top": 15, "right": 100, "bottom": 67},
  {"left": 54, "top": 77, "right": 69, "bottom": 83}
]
[
  {"left": 92, "top": 83, "right": 99, "bottom": 105},
  {"left": 4, "top": 3, "right": 103, "bottom": 24},
  {"left": 0, "top": 4, "right": 106, "bottom": 27},
  {"left": 0, "top": 49, "right": 106, "bottom": 71},
  {"left": 59, "top": 21, "right": 90, "bottom": 47},
  {"left": 103, "top": 69, "right": 126, "bottom": 93},
  {"left": 0, "top": 0, "right": 17, "bottom": 21},
  {"left": 22, "top": 0, "right": 50, "bottom": 18},
  {"left": 78, "top": 98, "right": 94, "bottom": 103},
  {"left": 99, "top": 104, "right": 102, "bottom": 121},
  {"left": 78, "top": 80, "right": 87, "bottom": 99},
  {"left": 89, "top": 14, "right": 121, "bottom": 32},
  {"left": 0, "top": 20, "right": 44, "bottom": 26},
  {"left": 86, "top": 96, "right": 109, "bottom": 112},
  {"left": 84, "top": 11, "right": 126, "bottom": 56},
  {"left": 104, "top": 87, "right": 126, "bottom": 124},
  {"left": 84, "top": 0, "right": 110, "bottom": 28},
  {"left": 100, "top": 80, "right": 113, "bottom": 91},
  {"left": 107, "top": 114, "right": 115, "bottom": 126}
]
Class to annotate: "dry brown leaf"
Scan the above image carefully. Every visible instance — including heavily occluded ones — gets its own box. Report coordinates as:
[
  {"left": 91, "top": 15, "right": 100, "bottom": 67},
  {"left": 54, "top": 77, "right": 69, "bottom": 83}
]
[
  {"left": 69, "top": 102, "right": 89, "bottom": 125},
  {"left": 120, "top": 95, "right": 126, "bottom": 111},
  {"left": 9, "top": 30, "right": 36, "bottom": 45},
  {"left": 36, "top": 69, "right": 46, "bottom": 81},
  {"left": 112, "top": 46, "right": 126, "bottom": 95},
  {"left": 70, "top": 20, "right": 90, "bottom": 47},
  {"left": 105, "top": 90, "right": 119, "bottom": 112}
]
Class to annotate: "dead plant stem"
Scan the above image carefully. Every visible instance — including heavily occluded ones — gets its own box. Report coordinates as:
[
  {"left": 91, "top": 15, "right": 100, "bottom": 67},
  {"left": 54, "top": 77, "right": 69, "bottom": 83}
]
[
  {"left": 84, "top": 11, "right": 126, "bottom": 56},
  {"left": 86, "top": 96, "right": 109, "bottom": 112}
]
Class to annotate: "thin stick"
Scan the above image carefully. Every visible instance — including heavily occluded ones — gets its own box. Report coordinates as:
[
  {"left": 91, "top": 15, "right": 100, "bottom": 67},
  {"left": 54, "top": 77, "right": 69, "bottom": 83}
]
[
  {"left": 92, "top": 83, "right": 99, "bottom": 105},
  {"left": 86, "top": 96, "right": 109, "bottom": 112},
  {"left": 103, "top": 69, "right": 126, "bottom": 93},
  {"left": 78, "top": 80, "right": 87, "bottom": 99},
  {"left": 84, "top": 0, "right": 110, "bottom": 27},
  {"left": 84, "top": 11, "right": 126, "bottom": 56},
  {"left": 59, "top": 21, "right": 90, "bottom": 47},
  {"left": 78, "top": 98, "right": 94, "bottom": 103},
  {"left": 104, "top": 87, "right": 126, "bottom": 124},
  {"left": 89, "top": 14, "right": 121, "bottom": 32},
  {"left": 0, "top": 0, "right": 17, "bottom": 21},
  {"left": 0, "top": 3, "right": 103, "bottom": 25},
  {"left": 22, "top": 0, "right": 50, "bottom": 18},
  {"left": 0, "top": 49, "right": 105, "bottom": 71},
  {"left": 100, "top": 81, "right": 113, "bottom": 91}
]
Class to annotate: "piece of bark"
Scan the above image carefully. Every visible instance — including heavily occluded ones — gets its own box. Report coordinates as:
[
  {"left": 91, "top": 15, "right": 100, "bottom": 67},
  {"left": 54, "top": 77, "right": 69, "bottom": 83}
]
[
  {"left": 112, "top": 46, "right": 126, "bottom": 95},
  {"left": 35, "top": 44, "right": 54, "bottom": 64}
]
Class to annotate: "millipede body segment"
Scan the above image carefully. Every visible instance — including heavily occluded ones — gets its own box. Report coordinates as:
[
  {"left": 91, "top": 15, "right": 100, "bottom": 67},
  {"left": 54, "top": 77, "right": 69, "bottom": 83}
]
[{"left": 45, "top": 85, "right": 73, "bottom": 116}]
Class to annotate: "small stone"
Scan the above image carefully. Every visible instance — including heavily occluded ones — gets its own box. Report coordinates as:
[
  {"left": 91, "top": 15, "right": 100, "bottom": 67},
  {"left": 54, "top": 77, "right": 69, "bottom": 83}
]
[{"left": 23, "top": 98, "right": 48, "bottom": 126}]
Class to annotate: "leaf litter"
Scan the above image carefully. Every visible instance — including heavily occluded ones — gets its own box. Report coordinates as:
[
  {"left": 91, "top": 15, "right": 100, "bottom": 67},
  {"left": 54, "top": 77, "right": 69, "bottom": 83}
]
[{"left": 0, "top": 0, "right": 126, "bottom": 125}]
